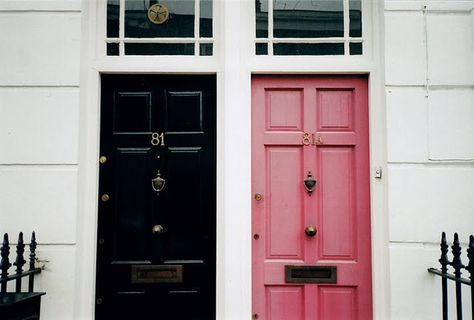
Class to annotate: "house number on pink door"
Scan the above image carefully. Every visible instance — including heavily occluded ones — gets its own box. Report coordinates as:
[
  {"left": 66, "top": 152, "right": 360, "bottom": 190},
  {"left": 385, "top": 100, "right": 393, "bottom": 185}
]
[
  {"left": 252, "top": 76, "right": 372, "bottom": 320},
  {"left": 302, "top": 133, "right": 323, "bottom": 146}
]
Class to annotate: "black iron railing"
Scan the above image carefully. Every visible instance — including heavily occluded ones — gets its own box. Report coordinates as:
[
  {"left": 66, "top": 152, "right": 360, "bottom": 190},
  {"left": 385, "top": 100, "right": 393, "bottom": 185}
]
[
  {"left": 0, "top": 232, "right": 42, "bottom": 293},
  {"left": 428, "top": 232, "right": 473, "bottom": 320},
  {"left": 0, "top": 231, "right": 45, "bottom": 320}
]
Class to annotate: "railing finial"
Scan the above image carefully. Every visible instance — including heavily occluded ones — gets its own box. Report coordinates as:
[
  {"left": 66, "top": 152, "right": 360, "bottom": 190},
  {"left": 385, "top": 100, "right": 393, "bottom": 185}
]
[
  {"left": 14, "top": 232, "right": 26, "bottom": 292},
  {"left": 0, "top": 233, "right": 12, "bottom": 293},
  {"left": 28, "top": 231, "right": 38, "bottom": 292},
  {"left": 439, "top": 232, "right": 449, "bottom": 271},
  {"left": 466, "top": 235, "right": 474, "bottom": 277},
  {"left": 451, "top": 233, "right": 464, "bottom": 320}
]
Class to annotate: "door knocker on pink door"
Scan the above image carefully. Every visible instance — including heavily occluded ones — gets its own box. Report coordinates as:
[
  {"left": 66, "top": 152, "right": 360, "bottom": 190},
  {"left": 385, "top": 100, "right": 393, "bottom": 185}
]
[{"left": 303, "top": 171, "right": 317, "bottom": 195}]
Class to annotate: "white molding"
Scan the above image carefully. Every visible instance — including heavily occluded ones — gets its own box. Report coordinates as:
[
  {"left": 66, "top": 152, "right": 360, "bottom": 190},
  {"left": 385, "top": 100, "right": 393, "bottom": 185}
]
[
  {"left": 0, "top": 0, "right": 81, "bottom": 12},
  {"left": 385, "top": 1, "right": 474, "bottom": 12}
]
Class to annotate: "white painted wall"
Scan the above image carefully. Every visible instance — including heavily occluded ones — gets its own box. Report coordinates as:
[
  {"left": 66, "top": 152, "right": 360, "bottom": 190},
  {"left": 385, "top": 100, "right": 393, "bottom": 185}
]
[
  {"left": 0, "top": 1, "right": 81, "bottom": 319},
  {"left": 385, "top": 0, "right": 474, "bottom": 319},
  {"left": 0, "top": 0, "right": 473, "bottom": 319}
]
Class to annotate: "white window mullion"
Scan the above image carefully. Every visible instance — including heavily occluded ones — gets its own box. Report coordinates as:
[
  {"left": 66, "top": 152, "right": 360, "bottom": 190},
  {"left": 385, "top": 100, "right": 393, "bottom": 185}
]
[
  {"left": 195, "top": 0, "right": 200, "bottom": 56},
  {"left": 268, "top": 0, "right": 274, "bottom": 55},
  {"left": 119, "top": 0, "right": 125, "bottom": 56},
  {"left": 343, "top": 0, "right": 350, "bottom": 55}
]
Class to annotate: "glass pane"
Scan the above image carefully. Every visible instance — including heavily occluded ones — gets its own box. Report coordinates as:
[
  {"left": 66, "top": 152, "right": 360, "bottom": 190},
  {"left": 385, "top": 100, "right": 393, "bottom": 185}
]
[
  {"left": 256, "top": 0, "right": 268, "bottom": 38},
  {"left": 125, "top": 0, "right": 195, "bottom": 38},
  {"left": 107, "top": 43, "right": 120, "bottom": 56},
  {"left": 274, "top": 43, "right": 344, "bottom": 55},
  {"left": 200, "top": 0, "right": 213, "bottom": 37},
  {"left": 274, "top": 0, "right": 344, "bottom": 38},
  {"left": 349, "top": 0, "right": 362, "bottom": 37},
  {"left": 107, "top": 0, "right": 119, "bottom": 38},
  {"left": 200, "top": 44, "right": 213, "bottom": 56},
  {"left": 350, "top": 42, "right": 362, "bottom": 55},
  {"left": 256, "top": 43, "right": 268, "bottom": 55},
  {"left": 125, "top": 43, "right": 195, "bottom": 55}
]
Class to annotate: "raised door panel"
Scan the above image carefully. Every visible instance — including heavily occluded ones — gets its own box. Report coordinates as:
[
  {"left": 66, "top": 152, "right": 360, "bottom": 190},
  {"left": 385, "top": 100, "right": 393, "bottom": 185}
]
[{"left": 266, "top": 147, "right": 304, "bottom": 259}]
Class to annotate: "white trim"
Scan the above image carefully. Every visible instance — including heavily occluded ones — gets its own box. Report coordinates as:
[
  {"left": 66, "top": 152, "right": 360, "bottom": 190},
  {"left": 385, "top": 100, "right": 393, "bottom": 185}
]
[
  {"left": 255, "top": 37, "right": 363, "bottom": 43},
  {"left": 119, "top": 0, "right": 125, "bottom": 55},
  {"left": 106, "top": 37, "right": 215, "bottom": 43},
  {"left": 194, "top": 0, "right": 200, "bottom": 54},
  {"left": 268, "top": 0, "right": 274, "bottom": 55},
  {"left": 76, "top": 1, "right": 389, "bottom": 319},
  {"left": 344, "top": 0, "right": 350, "bottom": 55}
]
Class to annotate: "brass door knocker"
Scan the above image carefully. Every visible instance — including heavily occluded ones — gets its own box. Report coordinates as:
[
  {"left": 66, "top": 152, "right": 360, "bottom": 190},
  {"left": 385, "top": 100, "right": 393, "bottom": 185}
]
[
  {"left": 303, "top": 171, "right": 317, "bottom": 195},
  {"left": 152, "top": 170, "right": 166, "bottom": 194}
]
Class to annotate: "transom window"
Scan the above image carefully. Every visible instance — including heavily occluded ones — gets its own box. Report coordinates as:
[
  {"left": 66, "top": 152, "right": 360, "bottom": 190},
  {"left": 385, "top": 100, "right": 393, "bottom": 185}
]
[
  {"left": 255, "top": 0, "right": 362, "bottom": 56},
  {"left": 106, "top": 0, "right": 213, "bottom": 56}
]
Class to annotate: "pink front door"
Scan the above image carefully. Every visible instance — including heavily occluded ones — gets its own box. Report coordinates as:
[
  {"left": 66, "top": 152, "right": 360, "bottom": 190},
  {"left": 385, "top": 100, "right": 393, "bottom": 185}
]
[{"left": 252, "top": 76, "right": 372, "bottom": 320}]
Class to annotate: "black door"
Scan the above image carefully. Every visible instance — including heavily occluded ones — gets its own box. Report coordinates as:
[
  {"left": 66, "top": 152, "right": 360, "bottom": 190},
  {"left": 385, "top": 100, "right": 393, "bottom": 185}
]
[{"left": 95, "top": 75, "right": 216, "bottom": 320}]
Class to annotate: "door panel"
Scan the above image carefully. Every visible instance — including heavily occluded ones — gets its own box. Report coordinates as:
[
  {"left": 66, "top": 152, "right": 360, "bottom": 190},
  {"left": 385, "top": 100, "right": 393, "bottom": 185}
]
[
  {"left": 252, "top": 75, "right": 372, "bottom": 320},
  {"left": 96, "top": 75, "right": 216, "bottom": 320}
]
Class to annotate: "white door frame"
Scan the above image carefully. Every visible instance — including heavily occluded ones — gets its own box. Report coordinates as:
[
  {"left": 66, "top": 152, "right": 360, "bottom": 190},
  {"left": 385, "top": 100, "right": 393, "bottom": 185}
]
[{"left": 75, "top": 0, "right": 389, "bottom": 319}]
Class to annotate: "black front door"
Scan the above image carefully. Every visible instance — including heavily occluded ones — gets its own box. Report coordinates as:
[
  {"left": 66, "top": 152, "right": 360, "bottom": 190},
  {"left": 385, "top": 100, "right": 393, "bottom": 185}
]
[{"left": 95, "top": 75, "right": 216, "bottom": 320}]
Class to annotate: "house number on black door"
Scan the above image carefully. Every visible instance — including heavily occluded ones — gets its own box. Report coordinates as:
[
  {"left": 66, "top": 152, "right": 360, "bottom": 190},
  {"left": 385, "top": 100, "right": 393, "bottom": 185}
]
[{"left": 151, "top": 132, "right": 165, "bottom": 146}]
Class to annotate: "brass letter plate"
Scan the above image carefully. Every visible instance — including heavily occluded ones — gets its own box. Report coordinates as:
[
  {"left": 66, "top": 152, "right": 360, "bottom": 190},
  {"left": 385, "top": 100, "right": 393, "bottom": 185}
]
[
  {"left": 131, "top": 265, "right": 183, "bottom": 284},
  {"left": 285, "top": 265, "right": 337, "bottom": 284}
]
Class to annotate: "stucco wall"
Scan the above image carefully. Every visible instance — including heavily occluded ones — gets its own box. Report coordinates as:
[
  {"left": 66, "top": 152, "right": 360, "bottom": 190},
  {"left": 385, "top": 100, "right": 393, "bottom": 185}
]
[
  {"left": 0, "top": 0, "right": 81, "bottom": 319},
  {"left": 385, "top": 0, "right": 474, "bottom": 319}
]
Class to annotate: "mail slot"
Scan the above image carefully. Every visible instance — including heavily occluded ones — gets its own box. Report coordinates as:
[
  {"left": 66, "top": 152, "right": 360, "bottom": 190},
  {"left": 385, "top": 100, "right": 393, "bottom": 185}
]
[
  {"left": 285, "top": 265, "right": 337, "bottom": 283},
  {"left": 131, "top": 265, "right": 183, "bottom": 284}
]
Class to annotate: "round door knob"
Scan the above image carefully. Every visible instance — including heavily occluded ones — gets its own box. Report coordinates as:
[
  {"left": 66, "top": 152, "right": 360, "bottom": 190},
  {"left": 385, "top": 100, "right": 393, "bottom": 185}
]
[
  {"left": 305, "top": 225, "right": 317, "bottom": 237},
  {"left": 152, "top": 224, "right": 164, "bottom": 235}
]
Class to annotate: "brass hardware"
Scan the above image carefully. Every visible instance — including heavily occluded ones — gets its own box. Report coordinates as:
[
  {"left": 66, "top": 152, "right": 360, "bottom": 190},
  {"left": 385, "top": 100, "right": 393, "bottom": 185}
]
[
  {"left": 131, "top": 265, "right": 183, "bottom": 284},
  {"left": 101, "top": 194, "right": 110, "bottom": 202},
  {"left": 315, "top": 135, "right": 323, "bottom": 145},
  {"left": 254, "top": 193, "right": 263, "bottom": 201},
  {"left": 302, "top": 133, "right": 323, "bottom": 146},
  {"left": 99, "top": 156, "right": 107, "bottom": 164},
  {"left": 151, "top": 171, "right": 166, "bottom": 194},
  {"left": 302, "top": 133, "right": 312, "bottom": 146},
  {"left": 147, "top": 3, "right": 170, "bottom": 25},
  {"left": 285, "top": 265, "right": 337, "bottom": 283},
  {"left": 305, "top": 225, "right": 317, "bottom": 237},
  {"left": 151, "top": 132, "right": 165, "bottom": 146},
  {"left": 303, "top": 171, "right": 317, "bottom": 195},
  {"left": 152, "top": 224, "right": 164, "bottom": 235}
]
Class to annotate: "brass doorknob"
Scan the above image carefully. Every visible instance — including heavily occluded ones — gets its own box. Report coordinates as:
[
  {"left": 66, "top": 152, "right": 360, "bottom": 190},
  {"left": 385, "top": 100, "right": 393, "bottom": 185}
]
[
  {"left": 152, "top": 224, "right": 164, "bottom": 235},
  {"left": 305, "top": 225, "right": 317, "bottom": 237}
]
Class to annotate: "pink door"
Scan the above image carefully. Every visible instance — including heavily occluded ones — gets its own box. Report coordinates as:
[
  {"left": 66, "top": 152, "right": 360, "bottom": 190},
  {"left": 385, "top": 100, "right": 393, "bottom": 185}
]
[{"left": 252, "top": 76, "right": 372, "bottom": 320}]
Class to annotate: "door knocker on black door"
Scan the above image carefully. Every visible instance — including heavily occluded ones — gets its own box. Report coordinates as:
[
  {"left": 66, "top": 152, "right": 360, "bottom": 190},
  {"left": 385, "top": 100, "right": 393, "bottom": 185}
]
[
  {"left": 152, "top": 170, "right": 166, "bottom": 194},
  {"left": 304, "top": 171, "right": 317, "bottom": 195}
]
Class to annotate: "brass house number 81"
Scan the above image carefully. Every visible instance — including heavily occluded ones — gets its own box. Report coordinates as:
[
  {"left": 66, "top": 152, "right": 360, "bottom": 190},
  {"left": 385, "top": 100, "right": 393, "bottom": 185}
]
[{"left": 151, "top": 132, "right": 165, "bottom": 146}]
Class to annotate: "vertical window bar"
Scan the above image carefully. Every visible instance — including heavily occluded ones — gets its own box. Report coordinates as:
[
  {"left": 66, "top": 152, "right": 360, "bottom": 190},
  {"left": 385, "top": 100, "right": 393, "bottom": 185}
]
[
  {"left": 212, "top": 0, "right": 215, "bottom": 41},
  {"left": 343, "top": 0, "right": 350, "bottom": 55},
  {"left": 119, "top": 0, "right": 125, "bottom": 55},
  {"left": 268, "top": 0, "right": 273, "bottom": 55},
  {"left": 195, "top": 0, "right": 200, "bottom": 56}
]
